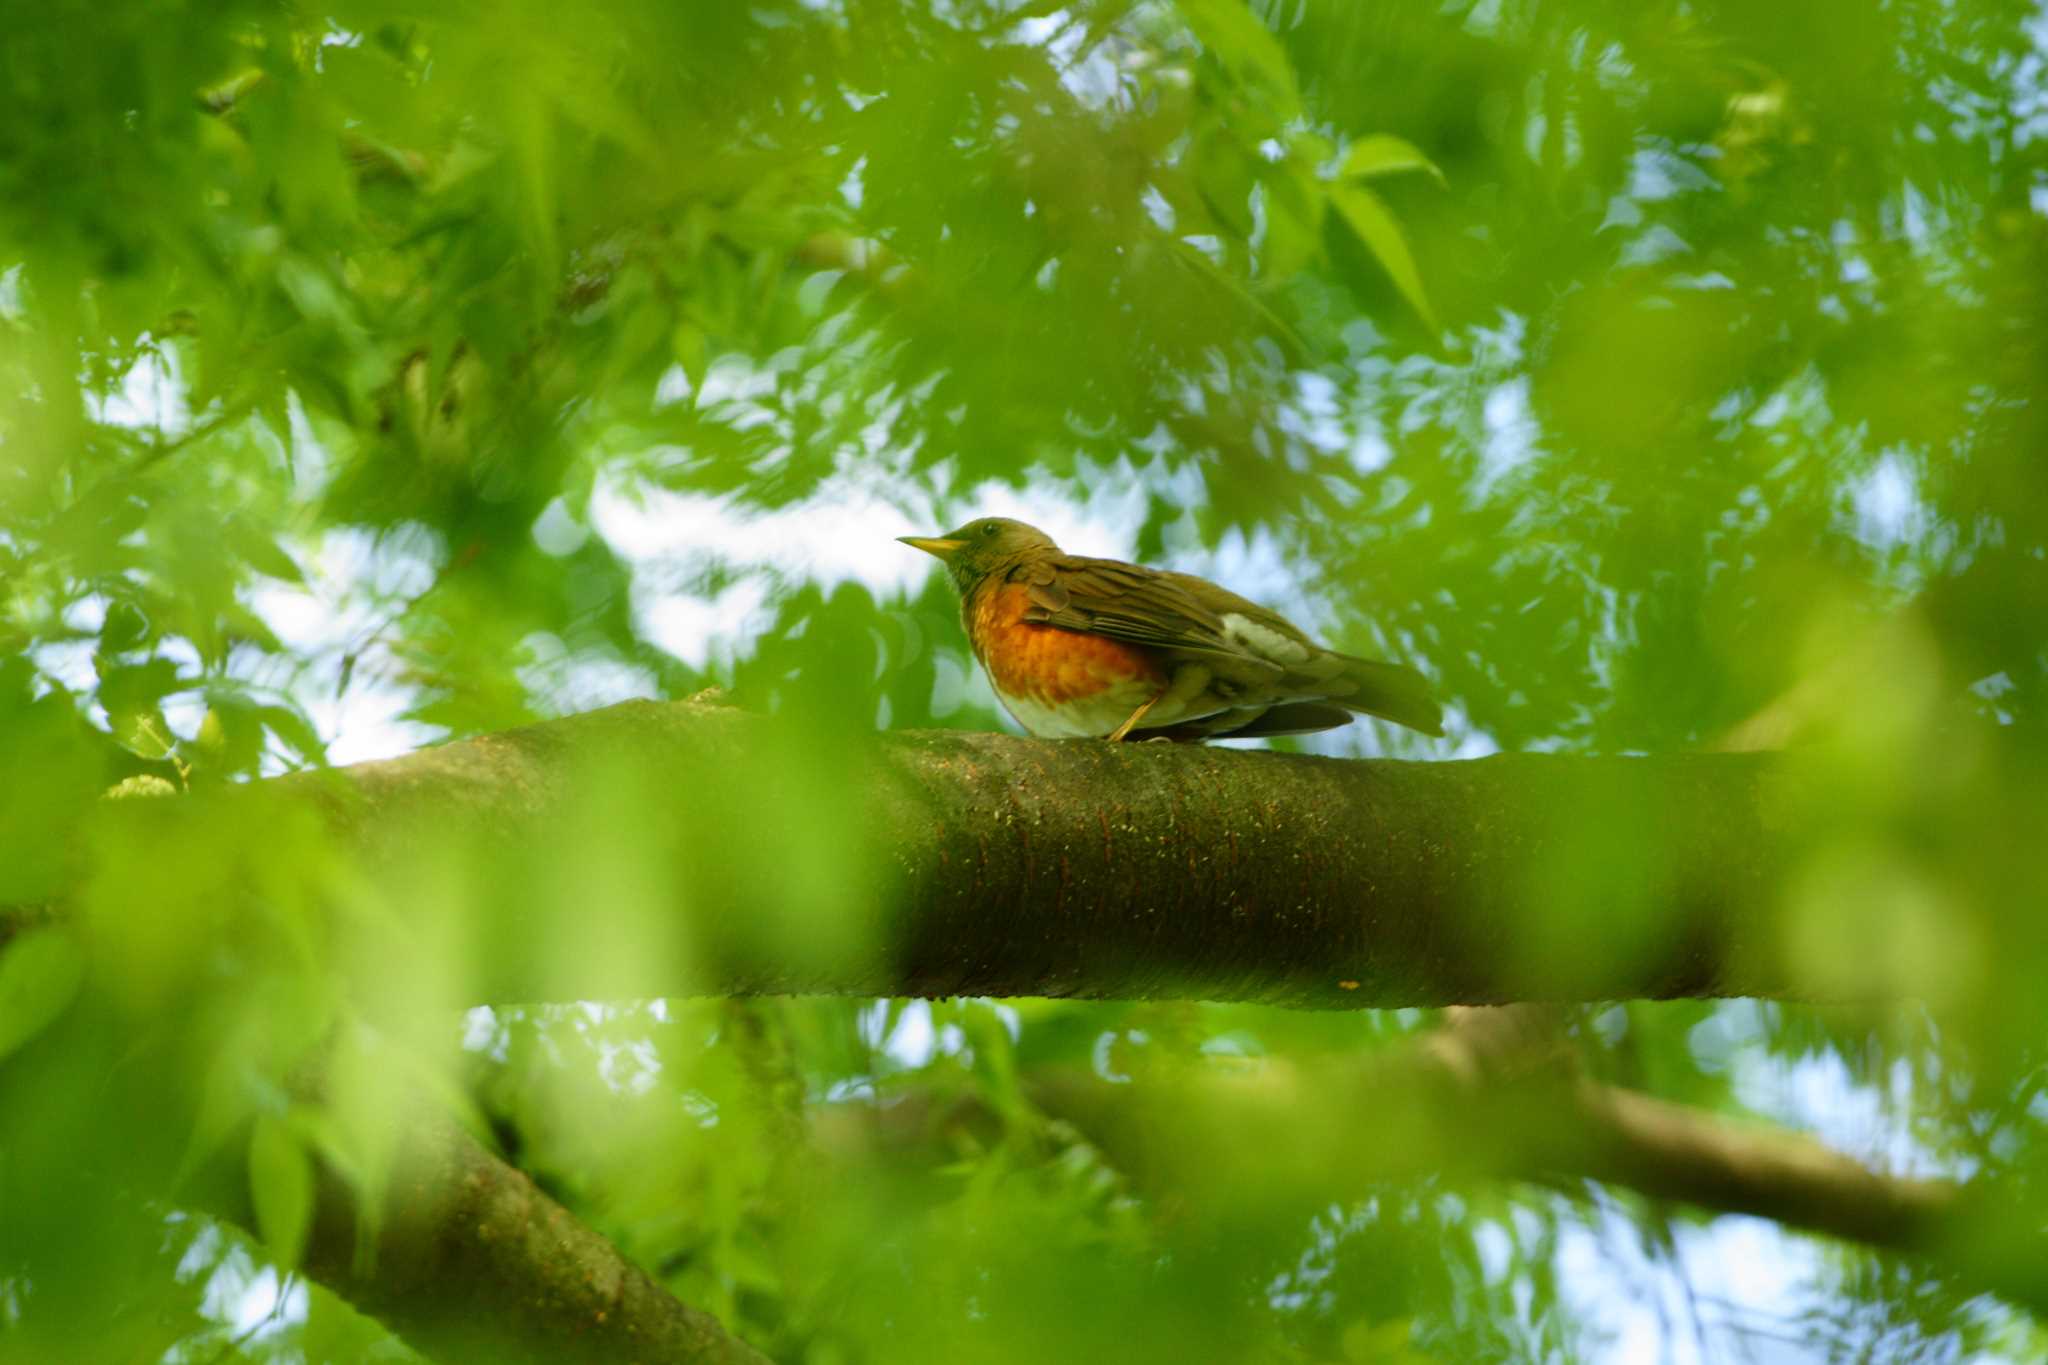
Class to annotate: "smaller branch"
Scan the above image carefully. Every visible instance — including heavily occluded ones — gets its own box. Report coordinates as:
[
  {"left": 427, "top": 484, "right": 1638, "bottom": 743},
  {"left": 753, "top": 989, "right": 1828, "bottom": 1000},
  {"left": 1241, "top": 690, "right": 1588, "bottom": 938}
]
[
  {"left": 1561, "top": 1081, "right": 1953, "bottom": 1252},
  {"left": 1546, "top": 1060, "right": 2047, "bottom": 1318},
  {"left": 199, "top": 1097, "right": 769, "bottom": 1365},
  {"left": 1017, "top": 1009, "right": 2040, "bottom": 1316}
]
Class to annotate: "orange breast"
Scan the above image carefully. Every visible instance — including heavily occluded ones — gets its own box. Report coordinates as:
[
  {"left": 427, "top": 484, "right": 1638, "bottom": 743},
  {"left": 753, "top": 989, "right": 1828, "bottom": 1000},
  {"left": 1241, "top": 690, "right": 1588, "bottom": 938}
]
[{"left": 970, "top": 582, "right": 1164, "bottom": 703}]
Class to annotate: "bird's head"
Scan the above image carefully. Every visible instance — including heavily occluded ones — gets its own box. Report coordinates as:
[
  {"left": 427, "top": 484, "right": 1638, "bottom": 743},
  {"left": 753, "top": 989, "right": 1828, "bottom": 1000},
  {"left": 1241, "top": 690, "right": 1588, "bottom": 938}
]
[{"left": 898, "top": 517, "right": 1058, "bottom": 593}]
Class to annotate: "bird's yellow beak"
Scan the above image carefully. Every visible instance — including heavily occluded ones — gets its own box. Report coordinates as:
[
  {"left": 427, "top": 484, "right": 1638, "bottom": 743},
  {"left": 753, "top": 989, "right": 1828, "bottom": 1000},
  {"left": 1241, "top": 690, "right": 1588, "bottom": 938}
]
[{"left": 898, "top": 535, "right": 966, "bottom": 560}]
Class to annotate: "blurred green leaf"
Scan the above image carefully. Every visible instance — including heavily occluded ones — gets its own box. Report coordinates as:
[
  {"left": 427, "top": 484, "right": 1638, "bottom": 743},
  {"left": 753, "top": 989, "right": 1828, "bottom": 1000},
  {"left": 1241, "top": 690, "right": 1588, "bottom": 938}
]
[
  {"left": 1330, "top": 180, "right": 1439, "bottom": 335},
  {"left": 1177, "top": 0, "right": 1303, "bottom": 122},
  {"left": 235, "top": 528, "right": 307, "bottom": 585},
  {"left": 1339, "top": 135, "right": 1446, "bottom": 188},
  {"left": 249, "top": 1112, "right": 315, "bottom": 1270},
  {"left": 1258, "top": 161, "right": 1325, "bottom": 284},
  {"left": 0, "top": 930, "right": 86, "bottom": 1064},
  {"left": 257, "top": 703, "right": 327, "bottom": 767}
]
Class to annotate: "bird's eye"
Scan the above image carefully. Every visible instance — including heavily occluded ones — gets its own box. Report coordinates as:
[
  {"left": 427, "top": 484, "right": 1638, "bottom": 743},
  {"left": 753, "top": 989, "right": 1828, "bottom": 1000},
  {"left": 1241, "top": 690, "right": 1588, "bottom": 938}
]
[{"left": 980, "top": 523, "right": 997, "bottom": 537}]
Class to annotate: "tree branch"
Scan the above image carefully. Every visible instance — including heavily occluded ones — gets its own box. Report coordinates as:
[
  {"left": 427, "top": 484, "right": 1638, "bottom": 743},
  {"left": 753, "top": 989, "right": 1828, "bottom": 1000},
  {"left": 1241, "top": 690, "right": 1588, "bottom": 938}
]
[
  {"left": 179, "top": 696, "right": 1804, "bottom": 1010},
  {"left": 1007, "top": 1009, "right": 2041, "bottom": 1317},
  {"left": 192, "top": 1081, "right": 771, "bottom": 1365}
]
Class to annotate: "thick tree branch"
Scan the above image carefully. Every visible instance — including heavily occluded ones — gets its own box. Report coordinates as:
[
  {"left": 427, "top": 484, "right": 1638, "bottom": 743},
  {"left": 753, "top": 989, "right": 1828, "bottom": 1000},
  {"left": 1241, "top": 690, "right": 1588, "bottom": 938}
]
[{"left": 173, "top": 696, "right": 1804, "bottom": 1010}]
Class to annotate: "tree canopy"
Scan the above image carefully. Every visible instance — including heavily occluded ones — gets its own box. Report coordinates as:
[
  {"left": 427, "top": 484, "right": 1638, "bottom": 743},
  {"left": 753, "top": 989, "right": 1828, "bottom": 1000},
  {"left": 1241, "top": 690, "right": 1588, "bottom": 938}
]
[{"left": 4, "top": 1, "right": 2048, "bottom": 1361}]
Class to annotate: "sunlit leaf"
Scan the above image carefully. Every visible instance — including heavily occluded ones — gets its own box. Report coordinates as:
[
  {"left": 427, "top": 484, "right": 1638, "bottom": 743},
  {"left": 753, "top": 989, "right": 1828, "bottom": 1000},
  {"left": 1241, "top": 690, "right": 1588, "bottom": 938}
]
[
  {"left": 1329, "top": 180, "right": 1439, "bottom": 335},
  {"left": 1339, "top": 135, "right": 1447, "bottom": 188}
]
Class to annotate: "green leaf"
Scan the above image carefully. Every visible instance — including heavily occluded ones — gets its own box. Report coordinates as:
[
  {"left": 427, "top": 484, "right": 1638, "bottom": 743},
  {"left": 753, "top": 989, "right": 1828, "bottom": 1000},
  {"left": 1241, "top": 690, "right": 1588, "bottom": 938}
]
[
  {"left": 95, "top": 657, "right": 186, "bottom": 715},
  {"left": 0, "top": 930, "right": 86, "bottom": 1064},
  {"left": 673, "top": 320, "right": 710, "bottom": 394},
  {"left": 1192, "top": 125, "right": 1258, "bottom": 240},
  {"left": 1329, "top": 181, "right": 1439, "bottom": 335},
  {"left": 238, "top": 530, "right": 307, "bottom": 585},
  {"left": 249, "top": 1113, "right": 316, "bottom": 1270},
  {"left": 1176, "top": 0, "right": 1302, "bottom": 122},
  {"left": 258, "top": 703, "right": 328, "bottom": 766},
  {"left": 190, "top": 697, "right": 263, "bottom": 775},
  {"left": 1340, "top": 134, "right": 1446, "bottom": 187},
  {"left": 98, "top": 599, "right": 151, "bottom": 653},
  {"left": 196, "top": 708, "right": 228, "bottom": 759},
  {"left": 110, "top": 707, "right": 177, "bottom": 761},
  {"left": 1342, "top": 1316, "right": 1426, "bottom": 1363},
  {"left": 1167, "top": 238, "right": 1308, "bottom": 362},
  {"left": 1257, "top": 162, "right": 1324, "bottom": 284},
  {"left": 178, "top": 1045, "right": 276, "bottom": 1187}
]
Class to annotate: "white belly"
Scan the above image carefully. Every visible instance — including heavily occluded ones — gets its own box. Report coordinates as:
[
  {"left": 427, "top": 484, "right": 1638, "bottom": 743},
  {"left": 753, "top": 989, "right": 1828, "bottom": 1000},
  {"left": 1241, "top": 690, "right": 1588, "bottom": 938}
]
[
  {"left": 993, "top": 664, "right": 1219, "bottom": 739},
  {"left": 994, "top": 681, "right": 1149, "bottom": 738}
]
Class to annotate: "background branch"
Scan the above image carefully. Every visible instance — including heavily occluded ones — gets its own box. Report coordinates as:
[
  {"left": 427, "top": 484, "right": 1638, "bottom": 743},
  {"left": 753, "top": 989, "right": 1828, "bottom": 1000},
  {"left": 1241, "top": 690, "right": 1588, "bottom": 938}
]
[
  {"left": 187, "top": 1072, "right": 772, "bottom": 1365},
  {"left": 1010, "top": 1008, "right": 2037, "bottom": 1316}
]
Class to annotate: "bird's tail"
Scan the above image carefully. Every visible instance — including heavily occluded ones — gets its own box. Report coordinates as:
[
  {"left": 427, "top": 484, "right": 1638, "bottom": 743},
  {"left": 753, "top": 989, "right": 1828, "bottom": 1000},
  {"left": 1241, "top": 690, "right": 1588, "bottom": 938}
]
[{"left": 1328, "top": 657, "right": 1444, "bottom": 737}]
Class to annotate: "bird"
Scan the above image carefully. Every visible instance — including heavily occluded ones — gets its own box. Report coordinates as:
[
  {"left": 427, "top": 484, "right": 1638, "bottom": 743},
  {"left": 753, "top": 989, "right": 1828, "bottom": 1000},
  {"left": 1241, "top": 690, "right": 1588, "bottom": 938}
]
[{"left": 898, "top": 517, "right": 1442, "bottom": 743}]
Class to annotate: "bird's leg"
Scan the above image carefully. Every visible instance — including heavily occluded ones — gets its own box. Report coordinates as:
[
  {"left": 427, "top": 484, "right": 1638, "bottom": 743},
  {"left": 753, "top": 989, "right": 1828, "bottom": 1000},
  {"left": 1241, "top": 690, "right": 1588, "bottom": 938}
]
[{"left": 1106, "top": 688, "right": 1168, "bottom": 743}]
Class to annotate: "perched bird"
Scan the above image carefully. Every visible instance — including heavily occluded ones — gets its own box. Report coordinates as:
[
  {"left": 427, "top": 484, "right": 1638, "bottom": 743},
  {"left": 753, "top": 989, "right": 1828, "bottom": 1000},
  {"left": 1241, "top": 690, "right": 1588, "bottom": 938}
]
[{"left": 898, "top": 518, "right": 1442, "bottom": 742}]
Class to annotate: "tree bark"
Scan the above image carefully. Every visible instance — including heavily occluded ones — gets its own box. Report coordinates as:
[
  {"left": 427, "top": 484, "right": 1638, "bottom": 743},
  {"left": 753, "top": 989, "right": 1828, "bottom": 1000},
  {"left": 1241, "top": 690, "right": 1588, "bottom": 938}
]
[{"left": 194, "top": 696, "right": 1805, "bottom": 1011}]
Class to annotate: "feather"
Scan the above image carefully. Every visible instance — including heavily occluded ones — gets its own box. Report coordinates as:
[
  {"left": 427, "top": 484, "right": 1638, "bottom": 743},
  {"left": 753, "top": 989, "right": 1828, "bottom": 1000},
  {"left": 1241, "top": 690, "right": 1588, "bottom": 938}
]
[{"left": 1012, "top": 556, "right": 1283, "bottom": 670}]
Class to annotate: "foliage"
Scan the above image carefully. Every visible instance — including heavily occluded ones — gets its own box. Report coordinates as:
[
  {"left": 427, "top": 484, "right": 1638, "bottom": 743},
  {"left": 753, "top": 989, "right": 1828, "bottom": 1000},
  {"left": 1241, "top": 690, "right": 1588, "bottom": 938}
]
[{"left": 3, "top": 0, "right": 2047, "bottom": 1361}]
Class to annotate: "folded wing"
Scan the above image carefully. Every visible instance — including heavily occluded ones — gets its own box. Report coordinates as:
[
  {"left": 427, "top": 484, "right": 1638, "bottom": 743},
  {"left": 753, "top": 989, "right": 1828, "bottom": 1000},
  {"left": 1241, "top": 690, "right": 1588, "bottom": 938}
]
[
  {"left": 1013, "top": 554, "right": 1444, "bottom": 738},
  {"left": 1014, "top": 557, "right": 1282, "bottom": 670}
]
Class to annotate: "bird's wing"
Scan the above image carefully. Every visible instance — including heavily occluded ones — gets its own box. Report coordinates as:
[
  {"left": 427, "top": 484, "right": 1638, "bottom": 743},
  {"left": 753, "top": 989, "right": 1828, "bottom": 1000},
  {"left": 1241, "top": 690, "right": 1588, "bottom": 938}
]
[{"left": 1013, "top": 556, "right": 1284, "bottom": 670}]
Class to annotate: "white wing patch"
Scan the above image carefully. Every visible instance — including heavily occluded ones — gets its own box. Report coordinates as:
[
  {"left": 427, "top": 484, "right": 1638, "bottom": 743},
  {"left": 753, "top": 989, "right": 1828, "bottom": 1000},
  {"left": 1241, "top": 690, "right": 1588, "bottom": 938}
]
[{"left": 1220, "top": 613, "right": 1312, "bottom": 666}]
